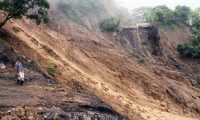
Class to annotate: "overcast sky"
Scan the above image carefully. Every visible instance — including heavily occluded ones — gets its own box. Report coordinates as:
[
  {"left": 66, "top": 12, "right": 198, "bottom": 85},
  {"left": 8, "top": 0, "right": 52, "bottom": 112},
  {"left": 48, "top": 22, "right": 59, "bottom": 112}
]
[{"left": 115, "top": 0, "right": 200, "bottom": 10}]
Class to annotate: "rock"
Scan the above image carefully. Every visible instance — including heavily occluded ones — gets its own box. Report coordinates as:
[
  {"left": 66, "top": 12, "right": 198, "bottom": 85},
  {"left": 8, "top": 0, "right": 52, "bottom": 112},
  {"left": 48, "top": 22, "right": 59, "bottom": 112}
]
[
  {"left": 27, "top": 59, "right": 32, "bottom": 63},
  {"left": 160, "top": 102, "right": 166, "bottom": 107},
  {"left": 14, "top": 107, "right": 26, "bottom": 118},
  {"left": 0, "top": 63, "right": 6, "bottom": 69},
  {"left": 25, "top": 107, "right": 36, "bottom": 120},
  {"left": 0, "top": 54, "right": 9, "bottom": 63},
  {"left": 20, "top": 116, "right": 28, "bottom": 120},
  {"left": 53, "top": 113, "right": 60, "bottom": 120},
  {"left": 36, "top": 107, "right": 45, "bottom": 114},
  {"left": 0, "top": 49, "right": 16, "bottom": 64},
  {"left": 83, "top": 114, "right": 91, "bottom": 120},
  {"left": 35, "top": 116, "right": 45, "bottom": 120},
  {"left": 6, "top": 110, "right": 11, "bottom": 114}
]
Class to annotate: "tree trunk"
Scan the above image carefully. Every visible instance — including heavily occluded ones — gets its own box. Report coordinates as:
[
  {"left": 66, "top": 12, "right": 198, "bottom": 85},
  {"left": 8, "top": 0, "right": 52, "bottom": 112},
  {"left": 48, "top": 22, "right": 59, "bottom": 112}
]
[{"left": 0, "top": 16, "right": 11, "bottom": 28}]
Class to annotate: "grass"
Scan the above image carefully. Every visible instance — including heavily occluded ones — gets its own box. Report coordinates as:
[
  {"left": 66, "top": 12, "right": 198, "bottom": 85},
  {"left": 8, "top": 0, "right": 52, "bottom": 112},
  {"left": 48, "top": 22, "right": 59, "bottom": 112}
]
[
  {"left": 159, "top": 23, "right": 178, "bottom": 32},
  {"left": 30, "top": 60, "right": 38, "bottom": 68},
  {"left": 47, "top": 64, "right": 57, "bottom": 77},
  {"left": 171, "top": 23, "right": 178, "bottom": 31},
  {"left": 159, "top": 25, "right": 165, "bottom": 32}
]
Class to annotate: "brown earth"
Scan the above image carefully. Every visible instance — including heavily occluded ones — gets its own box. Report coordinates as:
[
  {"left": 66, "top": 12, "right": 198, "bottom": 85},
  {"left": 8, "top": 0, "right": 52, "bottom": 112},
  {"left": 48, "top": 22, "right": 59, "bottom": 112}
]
[
  {"left": 0, "top": 44, "right": 128, "bottom": 120},
  {"left": 0, "top": 12, "right": 199, "bottom": 120}
]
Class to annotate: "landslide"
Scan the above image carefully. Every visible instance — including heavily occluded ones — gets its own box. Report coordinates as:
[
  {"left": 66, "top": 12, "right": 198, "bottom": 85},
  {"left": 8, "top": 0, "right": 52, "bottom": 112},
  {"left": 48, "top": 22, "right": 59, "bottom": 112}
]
[
  {"left": 1, "top": 15, "right": 199, "bottom": 120},
  {"left": 0, "top": 36, "right": 128, "bottom": 119}
]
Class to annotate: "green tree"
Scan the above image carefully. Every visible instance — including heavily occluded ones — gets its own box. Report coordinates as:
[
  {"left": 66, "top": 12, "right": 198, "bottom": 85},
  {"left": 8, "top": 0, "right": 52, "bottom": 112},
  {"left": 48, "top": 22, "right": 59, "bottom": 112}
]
[
  {"left": 149, "top": 6, "right": 176, "bottom": 25},
  {"left": 191, "top": 8, "right": 200, "bottom": 29},
  {"left": 174, "top": 5, "right": 191, "bottom": 24},
  {"left": 0, "top": 0, "right": 50, "bottom": 28},
  {"left": 99, "top": 17, "right": 120, "bottom": 32},
  {"left": 177, "top": 30, "right": 200, "bottom": 59}
]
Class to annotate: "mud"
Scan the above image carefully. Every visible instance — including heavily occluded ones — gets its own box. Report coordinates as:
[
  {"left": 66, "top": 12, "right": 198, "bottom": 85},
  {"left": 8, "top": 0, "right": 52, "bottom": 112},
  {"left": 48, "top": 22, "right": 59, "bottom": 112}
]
[{"left": 0, "top": 45, "right": 128, "bottom": 120}]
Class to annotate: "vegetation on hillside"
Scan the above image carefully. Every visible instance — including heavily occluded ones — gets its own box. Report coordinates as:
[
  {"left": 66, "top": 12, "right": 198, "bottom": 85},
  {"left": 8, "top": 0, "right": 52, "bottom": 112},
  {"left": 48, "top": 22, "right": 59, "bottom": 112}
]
[
  {"left": 0, "top": 0, "right": 50, "bottom": 28},
  {"left": 100, "top": 17, "right": 120, "bottom": 32},
  {"left": 134, "top": 5, "right": 198, "bottom": 27},
  {"left": 47, "top": 64, "right": 57, "bottom": 77},
  {"left": 191, "top": 8, "right": 200, "bottom": 29},
  {"left": 175, "top": 7, "right": 200, "bottom": 61},
  {"left": 174, "top": 5, "right": 191, "bottom": 24},
  {"left": 148, "top": 6, "right": 177, "bottom": 25},
  {"left": 177, "top": 30, "right": 200, "bottom": 61}
]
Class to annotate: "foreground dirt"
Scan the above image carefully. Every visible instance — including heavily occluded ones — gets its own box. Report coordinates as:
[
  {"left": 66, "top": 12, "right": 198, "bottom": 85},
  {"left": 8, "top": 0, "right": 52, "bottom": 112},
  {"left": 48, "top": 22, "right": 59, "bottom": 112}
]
[{"left": 0, "top": 47, "right": 128, "bottom": 120}]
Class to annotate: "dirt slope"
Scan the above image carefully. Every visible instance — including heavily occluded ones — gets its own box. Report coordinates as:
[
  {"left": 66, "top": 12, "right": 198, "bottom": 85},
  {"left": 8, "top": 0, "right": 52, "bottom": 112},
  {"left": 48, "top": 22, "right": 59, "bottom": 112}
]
[
  {"left": 1, "top": 16, "right": 200, "bottom": 120},
  {"left": 0, "top": 42, "right": 128, "bottom": 119}
]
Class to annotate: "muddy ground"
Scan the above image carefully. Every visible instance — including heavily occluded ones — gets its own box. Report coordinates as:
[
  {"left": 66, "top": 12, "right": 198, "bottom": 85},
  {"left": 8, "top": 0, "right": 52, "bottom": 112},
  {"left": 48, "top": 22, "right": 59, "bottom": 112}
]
[{"left": 0, "top": 46, "right": 128, "bottom": 120}]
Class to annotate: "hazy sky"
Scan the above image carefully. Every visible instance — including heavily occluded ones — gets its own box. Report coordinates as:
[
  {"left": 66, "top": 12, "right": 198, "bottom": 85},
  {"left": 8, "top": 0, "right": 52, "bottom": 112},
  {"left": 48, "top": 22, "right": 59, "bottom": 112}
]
[{"left": 115, "top": 0, "right": 200, "bottom": 10}]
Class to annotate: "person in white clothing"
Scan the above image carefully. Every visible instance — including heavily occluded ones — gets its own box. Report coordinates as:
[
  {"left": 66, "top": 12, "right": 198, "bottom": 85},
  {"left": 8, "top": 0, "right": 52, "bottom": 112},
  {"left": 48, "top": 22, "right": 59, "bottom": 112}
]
[{"left": 15, "top": 57, "right": 25, "bottom": 85}]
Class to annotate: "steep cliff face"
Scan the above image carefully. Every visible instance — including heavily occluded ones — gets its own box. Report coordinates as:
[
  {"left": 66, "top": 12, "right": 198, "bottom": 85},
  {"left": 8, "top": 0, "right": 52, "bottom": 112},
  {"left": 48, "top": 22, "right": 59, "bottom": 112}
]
[
  {"left": 113, "top": 24, "right": 200, "bottom": 118},
  {"left": 115, "top": 25, "right": 161, "bottom": 59}
]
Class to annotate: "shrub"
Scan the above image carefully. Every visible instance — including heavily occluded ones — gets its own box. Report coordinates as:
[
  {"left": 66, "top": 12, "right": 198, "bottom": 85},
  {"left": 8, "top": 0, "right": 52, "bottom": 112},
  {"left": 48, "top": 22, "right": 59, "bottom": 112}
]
[
  {"left": 191, "top": 8, "right": 200, "bottom": 29},
  {"left": 30, "top": 60, "right": 38, "bottom": 68},
  {"left": 177, "top": 30, "right": 200, "bottom": 60},
  {"left": 100, "top": 17, "right": 120, "bottom": 32},
  {"left": 147, "top": 5, "right": 193, "bottom": 27},
  {"left": 174, "top": 5, "right": 191, "bottom": 24},
  {"left": 47, "top": 64, "right": 56, "bottom": 77},
  {"left": 177, "top": 44, "right": 193, "bottom": 57},
  {"left": 148, "top": 6, "right": 177, "bottom": 25}
]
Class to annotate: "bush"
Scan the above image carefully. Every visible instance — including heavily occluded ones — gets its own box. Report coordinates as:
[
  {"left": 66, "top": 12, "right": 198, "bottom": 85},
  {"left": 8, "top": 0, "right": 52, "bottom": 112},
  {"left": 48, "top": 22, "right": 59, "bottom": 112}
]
[
  {"left": 100, "top": 17, "right": 120, "bottom": 32},
  {"left": 148, "top": 6, "right": 177, "bottom": 25},
  {"left": 47, "top": 64, "right": 57, "bottom": 77},
  {"left": 177, "top": 44, "right": 193, "bottom": 57},
  {"left": 30, "top": 60, "right": 38, "bottom": 68},
  {"left": 177, "top": 30, "right": 200, "bottom": 60},
  {"left": 191, "top": 8, "right": 200, "bottom": 29},
  {"left": 174, "top": 5, "right": 191, "bottom": 24}
]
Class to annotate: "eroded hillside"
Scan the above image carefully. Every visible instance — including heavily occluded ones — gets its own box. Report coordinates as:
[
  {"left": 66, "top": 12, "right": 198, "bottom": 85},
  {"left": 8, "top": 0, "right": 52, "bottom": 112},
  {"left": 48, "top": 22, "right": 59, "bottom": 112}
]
[
  {"left": 0, "top": 8, "right": 198, "bottom": 120},
  {"left": 0, "top": 33, "right": 128, "bottom": 119}
]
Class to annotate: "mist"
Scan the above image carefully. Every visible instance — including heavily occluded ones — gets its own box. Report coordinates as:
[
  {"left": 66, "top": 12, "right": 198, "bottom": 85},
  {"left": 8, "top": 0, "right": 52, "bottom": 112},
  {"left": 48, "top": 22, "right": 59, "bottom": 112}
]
[
  {"left": 114, "top": 0, "right": 200, "bottom": 11},
  {"left": 46, "top": 0, "right": 131, "bottom": 29}
]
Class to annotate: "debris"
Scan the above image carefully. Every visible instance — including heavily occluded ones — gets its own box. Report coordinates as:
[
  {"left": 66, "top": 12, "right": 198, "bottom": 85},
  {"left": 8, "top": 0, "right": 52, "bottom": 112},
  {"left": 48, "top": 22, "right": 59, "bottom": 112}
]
[
  {"left": 1, "top": 115, "right": 20, "bottom": 120},
  {"left": 0, "top": 63, "right": 6, "bottom": 69},
  {"left": 14, "top": 106, "right": 26, "bottom": 118},
  {"left": 160, "top": 102, "right": 166, "bottom": 107}
]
